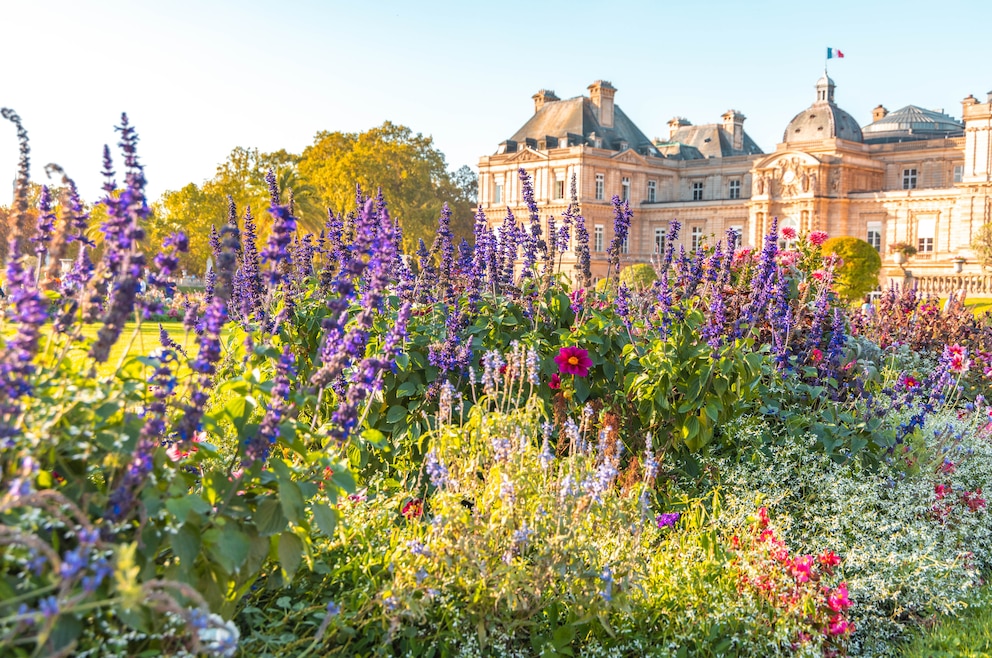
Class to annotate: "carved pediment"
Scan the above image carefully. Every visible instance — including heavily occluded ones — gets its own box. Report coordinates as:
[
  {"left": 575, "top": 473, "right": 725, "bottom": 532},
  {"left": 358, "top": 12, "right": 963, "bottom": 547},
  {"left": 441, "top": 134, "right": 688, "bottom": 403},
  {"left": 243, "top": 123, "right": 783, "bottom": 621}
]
[
  {"left": 504, "top": 147, "right": 545, "bottom": 163},
  {"left": 611, "top": 149, "right": 648, "bottom": 165},
  {"left": 752, "top": 151, "right": 823, "bottom": 198}
]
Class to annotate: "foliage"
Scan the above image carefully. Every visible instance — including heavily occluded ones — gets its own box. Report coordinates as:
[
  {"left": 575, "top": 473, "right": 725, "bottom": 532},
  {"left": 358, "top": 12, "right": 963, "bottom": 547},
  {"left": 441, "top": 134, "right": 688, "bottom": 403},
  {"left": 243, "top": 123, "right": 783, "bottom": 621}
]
[
  {"left": 971, "top": 223, "right": 992, "bottom": 270},
  {"left": 299, "top": 121, "right": 476, "bottom": 251},
  {"left": 820, "top": 236, "right": 882, "bottom": 302},
  {"left": 618, "top": 262, "right": 657, "bottom": 290}
]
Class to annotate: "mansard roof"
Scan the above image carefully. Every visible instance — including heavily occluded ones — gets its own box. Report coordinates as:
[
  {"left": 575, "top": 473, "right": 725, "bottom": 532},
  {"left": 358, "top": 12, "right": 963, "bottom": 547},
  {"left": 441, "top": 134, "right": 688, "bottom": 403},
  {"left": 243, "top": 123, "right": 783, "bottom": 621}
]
[
  {"left": 503, "top": 96, "right": 657, "bottom": 155},
  {"left": 655, "top": 124, "right": 763, "bottom": 160}
]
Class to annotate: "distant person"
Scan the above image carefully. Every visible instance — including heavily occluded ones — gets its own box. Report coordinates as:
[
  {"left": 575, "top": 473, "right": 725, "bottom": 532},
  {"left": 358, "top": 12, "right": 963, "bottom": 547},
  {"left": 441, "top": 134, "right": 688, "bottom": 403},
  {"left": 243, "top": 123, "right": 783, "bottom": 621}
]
[{"left": 860, "top": 296, "right": 874, "bottom": 318}]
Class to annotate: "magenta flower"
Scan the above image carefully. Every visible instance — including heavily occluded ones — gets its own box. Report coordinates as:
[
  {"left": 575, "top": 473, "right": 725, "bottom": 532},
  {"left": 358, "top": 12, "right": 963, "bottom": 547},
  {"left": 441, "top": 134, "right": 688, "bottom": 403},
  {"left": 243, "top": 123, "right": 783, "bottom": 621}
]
[
  {"left": 548, "top": 373, "right": 561, "bottom": 389},
  {"left": 781, "top": 226, "right": 797, "bottom": 240},
  {"left": 809, "top": 230, "right": 829, "bottom": 246},
  {"left": 554, "top": 346, "right": 592, "bottom": 377}
]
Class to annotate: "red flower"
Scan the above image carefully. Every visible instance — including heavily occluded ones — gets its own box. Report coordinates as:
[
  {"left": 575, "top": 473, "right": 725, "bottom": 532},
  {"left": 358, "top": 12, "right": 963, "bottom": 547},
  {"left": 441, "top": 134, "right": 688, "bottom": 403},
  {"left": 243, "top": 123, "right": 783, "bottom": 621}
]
[
  {"left": 828, "top": 614, "right": 853, "bottom": 635},
  {"left": 827, "top": 582, "right": 851, "bottom": 612},
  {"left": 554, "top": 346, "right": 592, "bottom": 377},
  {"left": 402, "top": 498, "right": 423, "bottom": 519},
  {"left": 901, "top": 375, "right": 919, "bottom": 389},
  {"left": 781, "top": 226, "right": 797, "bottom": 240},
  {"left": 810, "top": 348, "right": 823, "bottom": 364},
  {"left": 935, "top": 484, "right": 948, "bottom": 500},
  {"left": 791, "top": 555, "right": 814, "bottom": 583},
  {"left": 548, "top": 373, "right": 561, "bottom": 389},
  {"left": 818, "top": 550, "right": 841, "bottom": 571},
  {"left": 963, "top": 488, "right": 986, "bottom": 512},
  {"left": 809, "top": 230, "right": 829, "bottom": 246},
  {"left": 757, "top": 506, "right": 770, "bottom": 528}
]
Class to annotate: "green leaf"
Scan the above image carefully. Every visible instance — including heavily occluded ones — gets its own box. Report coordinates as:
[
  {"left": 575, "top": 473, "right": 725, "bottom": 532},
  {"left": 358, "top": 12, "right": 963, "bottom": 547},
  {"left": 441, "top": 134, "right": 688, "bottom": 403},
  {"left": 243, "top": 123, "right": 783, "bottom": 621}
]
[
  {"left": 203, "top": 527, "right": 249, "bottom": 574},
  {"left": 279, "top": 479, "right": 305, "bottom": 524},
  {"left": 255, "top": 499, "right": 289, "bottom": 536},
  {"left": 172, "top": 523, "right": 201, "bottom": 567},
  {"left": 396, "top": 381, "right": 418, "bottom": 398},
  {"left": 386, "top": 405, "right": 407, "bottom": 424},
  {"left": 394, "top": 352, "right": 410, "bottom": 370},
  {"left": 278, "top": 531, "right": 304, "bottom": 582},
  {"left": 312, "top": 503, "right": 339, "bottom": 537},
  {"left": 165, "top": 494, "right": 212, "bottom": 525}
]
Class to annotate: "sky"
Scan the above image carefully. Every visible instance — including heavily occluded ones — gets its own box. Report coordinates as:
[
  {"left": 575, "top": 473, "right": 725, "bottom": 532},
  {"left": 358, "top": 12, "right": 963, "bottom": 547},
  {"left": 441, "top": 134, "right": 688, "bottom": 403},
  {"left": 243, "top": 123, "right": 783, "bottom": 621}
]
[{"left": 2, "top": 0, "right": 992, "bottom": 205}]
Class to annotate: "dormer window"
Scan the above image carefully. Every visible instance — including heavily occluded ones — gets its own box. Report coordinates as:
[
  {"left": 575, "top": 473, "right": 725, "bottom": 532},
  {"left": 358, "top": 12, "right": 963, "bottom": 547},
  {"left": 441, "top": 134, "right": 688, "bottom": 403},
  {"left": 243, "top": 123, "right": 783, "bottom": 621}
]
[{"left": 619, "top": 140, "right": 629, "bottom": 151}]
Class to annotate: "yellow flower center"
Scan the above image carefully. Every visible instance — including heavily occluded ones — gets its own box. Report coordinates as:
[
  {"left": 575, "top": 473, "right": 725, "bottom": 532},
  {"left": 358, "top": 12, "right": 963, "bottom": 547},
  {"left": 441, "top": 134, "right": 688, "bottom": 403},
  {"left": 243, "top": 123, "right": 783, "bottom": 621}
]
[{"left": 568, "top": 356, "right": 579, "bottom": 366}]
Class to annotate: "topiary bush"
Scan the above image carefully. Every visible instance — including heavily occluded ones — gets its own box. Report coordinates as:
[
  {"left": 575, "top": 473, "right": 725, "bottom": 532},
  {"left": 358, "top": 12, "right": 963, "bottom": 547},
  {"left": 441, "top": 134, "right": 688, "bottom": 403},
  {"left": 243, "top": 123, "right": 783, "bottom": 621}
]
[
  {"left": 619, "top": 263, "right": 657, "bottom": 290},
  {"left": 821, "top": 236, "right": 882, "bottom": 302}
]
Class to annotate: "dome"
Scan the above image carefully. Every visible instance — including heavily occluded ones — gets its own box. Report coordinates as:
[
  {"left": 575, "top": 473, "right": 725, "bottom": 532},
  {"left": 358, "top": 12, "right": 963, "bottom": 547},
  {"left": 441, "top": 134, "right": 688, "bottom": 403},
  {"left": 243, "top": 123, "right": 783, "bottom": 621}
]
[
  {"left": 783, "top": 73, "right": 863, "bottom": 143},
  {"left": 861, "top": 105, "right": 963, "bottom": 143}
]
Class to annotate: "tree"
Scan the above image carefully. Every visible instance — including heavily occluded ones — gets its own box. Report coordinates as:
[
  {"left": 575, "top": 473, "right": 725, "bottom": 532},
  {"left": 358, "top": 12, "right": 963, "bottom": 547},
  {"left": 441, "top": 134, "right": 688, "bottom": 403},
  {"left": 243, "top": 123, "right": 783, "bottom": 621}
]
[
  {"left": 972, "top": 223, "right": 992, "bottom": 269},
  {"left": 619, "top": 263, "right": 657, "bottom": 290},
  {"left": 821, "top": 237, "right": 882, "bottom": 302},
  {"left": 299, "top": 122, "right": 471, "bottom": 251}
]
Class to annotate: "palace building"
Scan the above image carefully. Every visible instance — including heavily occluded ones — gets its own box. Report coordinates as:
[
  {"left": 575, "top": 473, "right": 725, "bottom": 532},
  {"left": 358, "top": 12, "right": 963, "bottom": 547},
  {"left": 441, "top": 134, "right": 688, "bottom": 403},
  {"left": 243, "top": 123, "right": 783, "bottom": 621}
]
[{"left": 477, "top": 76, "right": 992, "bottom": 292}]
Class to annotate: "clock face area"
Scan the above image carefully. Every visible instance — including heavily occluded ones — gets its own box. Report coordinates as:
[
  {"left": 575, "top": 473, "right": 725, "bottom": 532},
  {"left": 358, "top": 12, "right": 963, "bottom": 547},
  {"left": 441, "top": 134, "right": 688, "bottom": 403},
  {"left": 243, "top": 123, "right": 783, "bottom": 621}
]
[{"left": 782, "top": 168, "right": 796, "bottom": 184}]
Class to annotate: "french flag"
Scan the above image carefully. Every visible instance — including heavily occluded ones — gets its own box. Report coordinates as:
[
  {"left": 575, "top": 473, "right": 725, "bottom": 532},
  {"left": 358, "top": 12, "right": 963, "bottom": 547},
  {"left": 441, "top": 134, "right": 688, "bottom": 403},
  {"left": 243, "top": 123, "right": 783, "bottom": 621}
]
[{"left": 826, "top": 47, "right": 845, "bottom": 59}]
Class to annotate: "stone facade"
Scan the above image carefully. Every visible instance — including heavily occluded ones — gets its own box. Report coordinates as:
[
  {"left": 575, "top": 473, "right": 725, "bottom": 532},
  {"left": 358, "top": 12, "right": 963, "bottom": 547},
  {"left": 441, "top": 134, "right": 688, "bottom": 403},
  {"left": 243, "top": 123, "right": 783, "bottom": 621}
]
[{"left": 477, "top": 77, "right": 992, "bottom": 289}]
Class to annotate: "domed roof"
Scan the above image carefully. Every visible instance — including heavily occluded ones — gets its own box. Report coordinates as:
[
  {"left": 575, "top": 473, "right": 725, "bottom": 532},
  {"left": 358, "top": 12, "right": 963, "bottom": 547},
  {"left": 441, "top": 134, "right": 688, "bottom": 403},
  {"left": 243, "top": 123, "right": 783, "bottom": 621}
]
[
  {"left": 783, "top": 73, "right": 863, "bottom": 143},
  {"left": 862, "top": 105, "right": 963, "bottom": 143}
]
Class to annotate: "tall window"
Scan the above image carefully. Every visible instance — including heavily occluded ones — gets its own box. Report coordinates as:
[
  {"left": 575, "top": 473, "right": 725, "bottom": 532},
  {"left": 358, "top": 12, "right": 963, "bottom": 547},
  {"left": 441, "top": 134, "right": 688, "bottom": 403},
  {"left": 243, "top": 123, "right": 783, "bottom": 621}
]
[
  {"left": 554, "top": 173, "right": 565, "bottom": 200},
  {"left": 654, "top": 227, "right": 665, "bottom": 254},
  {"left": 595, "top": 174, "right": 605, "bottom": 200},
  {"left": 691, "top": 226, "right": 704, "bottom": 251},
  {"left": 729, "top": 179, "right": 741, "bottom": 199},
  {"left": 594, "top": 225, "right": 604, "bottom": 252},
  {"left": 692, "top": 181, "right": 704, "bottom": 201},
  {"left": 866, "top": 222, "right": 882, "bottom": 252},
  {"left": 902, "top": 168, "right": 918, "bottom": 190},
  {"left": 621, "top": 177, "right": 631, "bottom": 202},
  {"left": 917, "top": 217, "right": 935, "bottom": 255},
  {"left": 494, "top": 182, "right": 503, "bottom": 204},
  {"left": 647, "top": 180, "right": 657, "bottom": 203},
  {"left": 621, "top": 234, "right": 630, "bottom": 254},
  {"left": 954, "top": 165, "right": 964, "bottom": 183}
]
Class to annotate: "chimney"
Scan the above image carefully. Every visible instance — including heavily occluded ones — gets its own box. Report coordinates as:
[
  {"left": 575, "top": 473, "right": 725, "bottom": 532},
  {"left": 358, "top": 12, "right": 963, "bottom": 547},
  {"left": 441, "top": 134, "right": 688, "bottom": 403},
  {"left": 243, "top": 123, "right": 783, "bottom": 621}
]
[
  {"left": 872, "top": 104, "right": 888, "bottom": 122},
  {"left": 532, "top": 89, "right": 559, "bottom": 114},
  {"left": 987, "top": 90, "right": 992, "bottom": 104},
  {"left": 587, "top": 80, "right": 617, "bottom": 128},
  {"left": 721, "top": 109, "right": 745, "bottom": 151},
  {"left": 667, "top": 116, "right": 691, "bottom": 140}
]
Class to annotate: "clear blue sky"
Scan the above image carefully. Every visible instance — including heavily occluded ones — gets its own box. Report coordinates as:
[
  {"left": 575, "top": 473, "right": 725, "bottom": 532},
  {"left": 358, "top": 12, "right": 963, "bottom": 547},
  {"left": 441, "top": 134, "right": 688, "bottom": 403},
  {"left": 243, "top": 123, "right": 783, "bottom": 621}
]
[{"left": 2, "top": 0, "right": 991, "bottom": 204}]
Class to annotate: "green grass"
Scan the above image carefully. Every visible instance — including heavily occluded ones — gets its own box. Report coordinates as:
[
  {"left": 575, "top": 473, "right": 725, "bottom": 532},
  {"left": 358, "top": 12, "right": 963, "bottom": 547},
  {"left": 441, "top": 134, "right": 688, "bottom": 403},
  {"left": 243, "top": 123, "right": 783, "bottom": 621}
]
[
  {"left": 900, "top": 586, "right": 992, "bottom": 657},
  {"left": 45, "top": 321, "right": 199, "bottom": 376}
]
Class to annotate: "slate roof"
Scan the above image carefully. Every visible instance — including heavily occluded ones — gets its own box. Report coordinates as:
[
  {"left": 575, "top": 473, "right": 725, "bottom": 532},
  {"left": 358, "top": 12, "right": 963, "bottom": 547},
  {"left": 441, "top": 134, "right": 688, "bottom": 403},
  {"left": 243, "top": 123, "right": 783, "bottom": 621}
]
[
  {"left": 784, "top": 103, "right": 863, "bottom": 143},
  {"left": 503, "top": 96, "right": 658, "bottom": 155},
  {"left": 862, "top": 105, "right": 964, "bottom": 143},
  {"left": 655, "top": 124, "right": 763, "bottom": 160}
]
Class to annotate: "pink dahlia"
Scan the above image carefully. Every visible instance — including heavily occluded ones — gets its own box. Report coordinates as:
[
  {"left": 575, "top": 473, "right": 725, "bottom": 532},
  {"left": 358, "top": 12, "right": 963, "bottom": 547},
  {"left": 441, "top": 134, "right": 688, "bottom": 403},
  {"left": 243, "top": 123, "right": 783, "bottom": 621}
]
[
  {"left": 554, "top": 346, "right": 592, "bottom": 377},
  {"left": 781, "top": 226, "right": 797, "bottom": 240},
  {"left": 548, "top": 373, "right": 561, "bottom": 390},
  {"left": 809, "top": 230, "right": 829, "bottom": 246}
]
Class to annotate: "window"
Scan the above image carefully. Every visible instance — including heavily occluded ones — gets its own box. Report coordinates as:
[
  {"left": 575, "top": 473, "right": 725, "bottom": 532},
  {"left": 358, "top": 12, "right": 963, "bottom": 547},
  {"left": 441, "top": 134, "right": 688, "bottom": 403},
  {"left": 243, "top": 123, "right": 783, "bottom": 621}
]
[
  {"left": 595, "top": 174, "right": 605, "bottom": 200},
  {"left": 692, "top": 181, "right": 704, "bottom": 201},
  {"left": 729, "top": 179, "right": 741, "bottom": 199},
  {"left": 902, "top": 168, "right": 918, "bottom": 190},
  {"left": 917, "top": 217, "right": 935, "bottom": 255},
  {"left": 954, "top": 165, "right": 964, "bottom": 183},
  {"left": 621, "top": 234, "right": 630, "bottom": 254},
  {"left": 691, "top": 226, "right": 704, "bottom": 251},
  {"left": 494, "top": 181, "right": 503, "bottom": 204},
  {"left": 554, "top": 174, "right": 565, "bottom": 200},
  {"left": 647, "top": 180, "right": 657, "bottom": 203},
  {"left": 654, "top": 227, "right": 666, "bottom": 254},
  {"left": 594, "top": 225, "right": 604, "bottom": 252},
  {"left": 866, "top": 221, "right": 882, "bottom": 252},
  {"left": 621, "top": 177, "right": 630, "bottom": 202}
]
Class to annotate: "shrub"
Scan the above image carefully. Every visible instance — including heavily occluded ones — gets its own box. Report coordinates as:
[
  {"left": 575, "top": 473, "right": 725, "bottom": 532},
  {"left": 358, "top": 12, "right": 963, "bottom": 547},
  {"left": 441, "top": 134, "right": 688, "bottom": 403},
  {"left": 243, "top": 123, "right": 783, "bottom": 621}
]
[
  {"left": 618, "top": 263, "right": 657, "bottom": 290},
  {"left": 821, "top": 236, "right": 882, "bottom": 302}
]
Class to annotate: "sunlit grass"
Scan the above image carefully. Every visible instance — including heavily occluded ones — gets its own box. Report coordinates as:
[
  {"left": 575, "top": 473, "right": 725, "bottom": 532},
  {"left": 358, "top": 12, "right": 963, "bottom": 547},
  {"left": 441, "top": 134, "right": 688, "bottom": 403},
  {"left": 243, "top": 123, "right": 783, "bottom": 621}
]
[{"left": 900, "top": 585, "right": 992, "bottom": 657}]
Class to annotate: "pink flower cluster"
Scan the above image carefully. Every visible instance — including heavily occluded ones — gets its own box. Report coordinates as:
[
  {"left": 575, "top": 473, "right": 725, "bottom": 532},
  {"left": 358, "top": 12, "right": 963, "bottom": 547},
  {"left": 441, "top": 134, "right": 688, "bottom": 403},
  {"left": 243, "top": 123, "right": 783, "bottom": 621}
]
[{"left": 733, "top": 507, "right": 854, "bottom": 648}]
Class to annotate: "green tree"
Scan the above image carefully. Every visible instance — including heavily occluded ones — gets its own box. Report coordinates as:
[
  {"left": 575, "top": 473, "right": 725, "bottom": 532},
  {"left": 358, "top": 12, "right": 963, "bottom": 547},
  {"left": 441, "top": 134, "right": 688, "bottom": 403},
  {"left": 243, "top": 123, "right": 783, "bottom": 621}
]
[
  {"left": 972, "top": 223, "right": 992, "bottom": 269},
  {"left": 619, "top": 263, "right": 658, "bottom": 290},
  {"left": 821, "top": 236, "right": 882, "bottom": 302}
]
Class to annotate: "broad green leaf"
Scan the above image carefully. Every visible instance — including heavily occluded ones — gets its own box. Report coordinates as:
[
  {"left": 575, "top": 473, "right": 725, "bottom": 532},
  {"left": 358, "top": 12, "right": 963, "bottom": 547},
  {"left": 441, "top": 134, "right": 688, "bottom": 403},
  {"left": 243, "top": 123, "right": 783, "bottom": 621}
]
[{"left": 278, "top": 531, "right": 304, "bottom": 582}]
